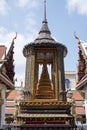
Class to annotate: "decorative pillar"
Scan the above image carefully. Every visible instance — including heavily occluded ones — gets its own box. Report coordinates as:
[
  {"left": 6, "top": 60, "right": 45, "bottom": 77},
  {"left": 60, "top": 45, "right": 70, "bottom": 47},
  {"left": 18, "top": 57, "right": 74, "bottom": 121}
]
[
  {"left": 24, "top": 47, "right": 35, "bottom": 98},
  {"left": 0, "top": 84, "right": 6, "bottom": 125},
  {"left": 57, "top": 47, "right": 66, "bottom": 101}
]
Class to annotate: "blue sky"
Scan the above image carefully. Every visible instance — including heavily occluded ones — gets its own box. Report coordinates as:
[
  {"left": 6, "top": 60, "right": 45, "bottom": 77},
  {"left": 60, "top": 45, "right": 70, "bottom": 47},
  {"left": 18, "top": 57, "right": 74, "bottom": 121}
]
[{"left": 0, "top": 0, "right": 87, "bottom": 86}]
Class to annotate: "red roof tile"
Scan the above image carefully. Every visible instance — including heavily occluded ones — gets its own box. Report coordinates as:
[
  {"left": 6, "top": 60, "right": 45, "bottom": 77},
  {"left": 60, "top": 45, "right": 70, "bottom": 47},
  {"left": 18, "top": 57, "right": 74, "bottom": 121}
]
[
  {"left": 6, "top": 90, "right": 21, "bottom": 115},
  {"left": 5, "top": 108, "right": 15, "bottom": 113},
  {"left": 6, "top": 101, "right": 15, "bottom": 106},
  {"left": 72, "top": 91, "right": 83, "bottom": 100},
  {"left": 76, "top": 107, "right": 85, "bottom": 114},
  {"left": 75, "top": 100, "right": 84, "bottom": 104},
  {"left": 7, "top": 90, "right": 20, "bottom": 99},
  {"left": 0, "top": 45, "right": 6, "bottom": 59}
]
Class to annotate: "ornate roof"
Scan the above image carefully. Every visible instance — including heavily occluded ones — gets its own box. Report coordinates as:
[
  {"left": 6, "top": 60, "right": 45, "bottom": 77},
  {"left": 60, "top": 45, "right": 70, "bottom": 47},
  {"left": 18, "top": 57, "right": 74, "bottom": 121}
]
[
  {"left": 34, "top": 20, "right": 56, "bottom": 44},
  {"left": 79, "top": 41, "right": 87, "bottom": 60},
  {"left": 23, "top": 1, "right": 67, "bottom": 57},
  {"left": 74, "top": 32, "right": 87, "bottom": 61},
  {"left": 76, "top": 74, "right": 87, "bottom": 90},
  {"left": 0, "top": 33, "right": 17, "bottom": 89}
]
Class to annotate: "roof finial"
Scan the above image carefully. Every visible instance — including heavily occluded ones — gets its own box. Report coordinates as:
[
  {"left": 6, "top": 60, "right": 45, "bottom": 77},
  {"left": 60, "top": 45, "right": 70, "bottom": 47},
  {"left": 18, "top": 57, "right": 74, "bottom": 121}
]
[
  {"left": 74, "top": 32, "right": 80, "bottom": 44},
  {"left": 12, "top": 32, "right": 17, "bottom": 44},
  {"left": 44, "top": 0, "right": 47, "bottom": 21}
]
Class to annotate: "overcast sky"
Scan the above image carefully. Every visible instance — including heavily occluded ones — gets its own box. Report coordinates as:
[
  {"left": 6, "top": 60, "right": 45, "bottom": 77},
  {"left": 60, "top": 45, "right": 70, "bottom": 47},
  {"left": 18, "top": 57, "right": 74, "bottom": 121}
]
[{"left": 0, "top": 0, "right": 87, "bottom": 86}]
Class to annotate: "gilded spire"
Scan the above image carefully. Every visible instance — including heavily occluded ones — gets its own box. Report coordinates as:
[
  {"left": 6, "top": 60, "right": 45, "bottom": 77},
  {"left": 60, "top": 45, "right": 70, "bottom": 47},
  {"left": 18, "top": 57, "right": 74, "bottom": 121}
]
[
  {"left": 44, "top": 0, "right": 46, "bottom": 21},
  {"left": 34, "top": 0, "right": 56, "bottom": 44},
  {"left": 36, "top": 62, "right": 54, "bottom": 99}
]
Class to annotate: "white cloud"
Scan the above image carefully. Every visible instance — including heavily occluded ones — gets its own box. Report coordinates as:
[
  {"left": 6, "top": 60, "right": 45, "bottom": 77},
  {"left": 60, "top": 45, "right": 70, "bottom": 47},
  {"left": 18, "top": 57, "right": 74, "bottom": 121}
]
[
  {"left": 25, "top": 12, "right": 37, "bottom": 33},
  {"left": 0, "top": 0, "right": 41, "bottom": 86},
  {"left": 17, "top": 0, "right": 39, "bottom": 9},
  {"left": 0, "top": 0, "right": 10, "bottom": 15},
  {"left": 0, "top": 27, "right": 8, "bottom": 36},
  {"left": 66, "top": 0, "right": 87, "bottom": 15}
]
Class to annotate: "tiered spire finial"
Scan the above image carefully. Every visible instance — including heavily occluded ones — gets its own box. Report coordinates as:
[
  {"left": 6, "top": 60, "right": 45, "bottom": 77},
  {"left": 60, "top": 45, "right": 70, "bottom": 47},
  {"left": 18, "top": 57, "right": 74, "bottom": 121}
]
[
  {"left": 44, "top": 0, "right": 47, "bottom": 21},
  {"left": 34, "top": 0, "right": 56, "bottom": 44}
]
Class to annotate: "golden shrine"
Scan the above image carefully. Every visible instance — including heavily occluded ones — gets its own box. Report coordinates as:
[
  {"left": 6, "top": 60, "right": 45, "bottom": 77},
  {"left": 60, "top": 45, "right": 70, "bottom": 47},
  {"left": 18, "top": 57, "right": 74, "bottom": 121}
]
[{"left": 15, "top": 1, "right": 76, "bottom": 129}]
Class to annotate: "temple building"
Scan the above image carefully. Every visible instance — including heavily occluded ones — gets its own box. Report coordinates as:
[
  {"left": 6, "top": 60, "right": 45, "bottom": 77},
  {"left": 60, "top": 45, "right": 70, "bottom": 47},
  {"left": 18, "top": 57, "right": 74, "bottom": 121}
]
[
  {"left": 0, "top": 34, "right": 16, "bottom": 128},
  {"left": 15, "top": 1, "right": 76, "bottom": 129},
  {"left": 75, "top": 34, "right": 87, "bottom": 124},
  {"left": 5, "top": 71, "right": 76, "bottom": 122}
]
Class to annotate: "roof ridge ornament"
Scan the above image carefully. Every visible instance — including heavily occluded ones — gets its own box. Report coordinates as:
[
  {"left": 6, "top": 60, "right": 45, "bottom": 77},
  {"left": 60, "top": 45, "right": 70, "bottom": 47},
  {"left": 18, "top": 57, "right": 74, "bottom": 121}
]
[
  {"left": 12, "top": 32, "right": 17, "bottom": 44},
  {"left": 74, "top": 32, "right": 80, "bottom": 44}
]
